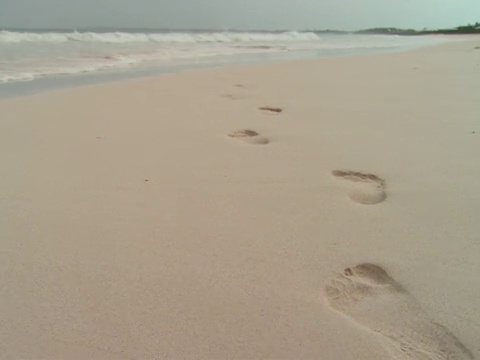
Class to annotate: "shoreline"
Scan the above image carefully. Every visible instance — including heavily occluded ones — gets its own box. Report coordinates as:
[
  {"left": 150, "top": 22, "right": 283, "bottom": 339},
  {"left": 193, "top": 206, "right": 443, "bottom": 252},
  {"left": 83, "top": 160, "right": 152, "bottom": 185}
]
[
  {"left": 1, "top": 38, "right": 479, "bottom": 359},
  {"left": 0, "top": 34, "right": 459, "bottom": 100}
]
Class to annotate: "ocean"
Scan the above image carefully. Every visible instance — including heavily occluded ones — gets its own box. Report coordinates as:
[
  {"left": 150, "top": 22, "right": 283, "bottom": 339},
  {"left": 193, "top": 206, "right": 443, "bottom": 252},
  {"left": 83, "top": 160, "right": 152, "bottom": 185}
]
[{"left": 0, "top": 29, "right": 451, "bottom": 97}]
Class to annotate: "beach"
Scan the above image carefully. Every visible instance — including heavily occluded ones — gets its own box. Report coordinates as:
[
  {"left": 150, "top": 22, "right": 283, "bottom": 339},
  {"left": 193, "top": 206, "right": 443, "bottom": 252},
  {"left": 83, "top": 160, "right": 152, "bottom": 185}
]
[{"left": 1, "top": 38, "right": 479, "bottom": 359}]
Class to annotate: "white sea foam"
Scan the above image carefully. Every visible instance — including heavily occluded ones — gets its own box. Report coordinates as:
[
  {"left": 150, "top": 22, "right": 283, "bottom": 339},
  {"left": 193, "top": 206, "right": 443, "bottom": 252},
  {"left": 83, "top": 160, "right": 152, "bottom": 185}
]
[
  {"left": 0, "top": 73, "right": 36, "bottom": 83},
  {"left": 0, "top": 55, "right": 138, "bottom": 83},
  {"left": 0, "top": 30, "right": 450, "bottom": 84},
  {"left": 0, "top": 30, "right": 321, "bottom": 44}
]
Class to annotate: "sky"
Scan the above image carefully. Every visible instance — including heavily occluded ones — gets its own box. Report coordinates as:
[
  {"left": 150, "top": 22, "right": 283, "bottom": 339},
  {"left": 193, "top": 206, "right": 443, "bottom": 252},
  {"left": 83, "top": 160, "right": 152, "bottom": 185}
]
[{"left": 0, "top": 0, "right": 479, "bottom": 31}]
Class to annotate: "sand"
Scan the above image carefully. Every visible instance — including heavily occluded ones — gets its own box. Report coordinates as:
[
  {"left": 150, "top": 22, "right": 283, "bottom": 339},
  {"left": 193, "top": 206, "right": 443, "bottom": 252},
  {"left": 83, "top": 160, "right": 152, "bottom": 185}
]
[{"left": 1, "top": 38, "right": 479, "bottom": 359}]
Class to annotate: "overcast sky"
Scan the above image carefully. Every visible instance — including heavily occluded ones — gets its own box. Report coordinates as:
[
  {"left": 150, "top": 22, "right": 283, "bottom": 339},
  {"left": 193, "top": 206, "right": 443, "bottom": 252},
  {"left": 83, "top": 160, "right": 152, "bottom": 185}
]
[{"left": 0, "top": 0, "right": 479, "bottom": 31}]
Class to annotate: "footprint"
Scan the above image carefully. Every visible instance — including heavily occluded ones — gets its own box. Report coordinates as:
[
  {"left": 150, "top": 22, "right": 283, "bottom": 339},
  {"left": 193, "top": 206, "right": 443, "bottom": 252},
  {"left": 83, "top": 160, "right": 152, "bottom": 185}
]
[
  {"left": 222, "top": 84, "right": 251, "bottom": 100},
  {"left": 228, "top": 129, "right": 259, "bottom": 138},
  {"left": 325, "top": 264, "right": 473, "bottom": 360},
  {"left": 222, "top": 93, "right": 246, "bottom": 100},
  {"left": 228, "top": 129, "right": 269, "bottom": 145},
  {"left": 332, "top": 170, "right": 386, "bottom": 205},
  {"left": 259, "top": 106, "right": 283, "bottom": 114}
]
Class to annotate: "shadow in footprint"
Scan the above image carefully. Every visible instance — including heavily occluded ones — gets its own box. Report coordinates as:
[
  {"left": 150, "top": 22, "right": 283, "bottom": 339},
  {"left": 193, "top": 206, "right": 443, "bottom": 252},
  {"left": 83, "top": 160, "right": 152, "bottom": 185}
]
[
  {"left": 332, "top": 170, "right": 386, "bottom": 205},
  {"left": 325, "top": 264, "right": 473, "bottom": 360},
  {"left": 221, "top": 84, "right": 251, "bottom": 100},
  {"left": 228, "top": 129, "right": 269, "bottom": 145},
  {"left": 259, "top": 106, "right": 283, "bottom": 114},
  {"left": 222, "top": 93, "right": 246, "bottom": 100},
  {"left": 228, "top": 129, "right": 259, "bottom": 138}
]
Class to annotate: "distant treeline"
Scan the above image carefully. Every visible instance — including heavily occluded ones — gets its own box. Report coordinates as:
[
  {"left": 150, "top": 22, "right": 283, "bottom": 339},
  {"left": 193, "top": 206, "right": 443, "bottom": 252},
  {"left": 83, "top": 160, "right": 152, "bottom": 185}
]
[
  {"left": 356, "top": 22, "right": 480, "bottom": 35},
  {"left": 313, "top": 22, "right": 480, "bottom": 36}
]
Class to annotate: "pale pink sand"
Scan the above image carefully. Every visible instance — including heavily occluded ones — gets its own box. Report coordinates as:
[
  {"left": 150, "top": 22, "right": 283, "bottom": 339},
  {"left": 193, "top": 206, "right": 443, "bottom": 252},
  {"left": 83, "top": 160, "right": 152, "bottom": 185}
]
[{"left": 1, "top": 39, "right": 479, "bottom": 359}]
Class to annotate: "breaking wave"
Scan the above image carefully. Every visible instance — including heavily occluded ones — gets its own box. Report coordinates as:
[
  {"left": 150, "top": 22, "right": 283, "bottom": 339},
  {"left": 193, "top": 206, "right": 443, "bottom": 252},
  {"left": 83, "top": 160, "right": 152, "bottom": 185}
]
[
  {"left": 0, "top": 30, "right": 449, "bottom": 85},
  {"left": 0, "top": 30, "right": 321, "bottom": 44}
]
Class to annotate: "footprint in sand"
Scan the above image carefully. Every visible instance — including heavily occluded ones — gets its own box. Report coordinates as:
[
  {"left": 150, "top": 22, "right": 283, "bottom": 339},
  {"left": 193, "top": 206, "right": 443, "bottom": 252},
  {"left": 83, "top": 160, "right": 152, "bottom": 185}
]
[
  {"left": 222, "top": 93, "right": 246, "bottom": 100},
  {"left": 332, "top": 170, "right": 387, "bottom": 205},
  {"left": 259, "top": 106, "right": 283, "bottom": 114},
  {"left": 221, "top": 84, "right": 251, "bottom": 100},
  {"left": 228, "top": 129, "right": 269, "bottom": 145},
  {"left": 324, "top": 264, "right": 473, "bottom": 360}
]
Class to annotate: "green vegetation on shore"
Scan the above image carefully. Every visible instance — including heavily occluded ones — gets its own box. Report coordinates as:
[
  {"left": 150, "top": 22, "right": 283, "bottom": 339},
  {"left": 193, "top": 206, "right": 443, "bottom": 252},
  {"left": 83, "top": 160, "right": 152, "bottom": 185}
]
[
  {"left": 356, "top": 22, "right": 480, "bottom": 35},
  {"left": 312, "top": 22, "right": 480, "bottom": 35}
]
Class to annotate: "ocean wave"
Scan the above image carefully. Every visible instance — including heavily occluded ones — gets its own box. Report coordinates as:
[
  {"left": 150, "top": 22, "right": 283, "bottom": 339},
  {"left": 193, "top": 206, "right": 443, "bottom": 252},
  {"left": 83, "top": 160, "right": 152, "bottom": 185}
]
[
  {"left": 0, "top": 32, "right": 448, "bottom": 85},
  {"left": 0, "top": 30, "right": 321, "bottom": 44},
  {"left": 0, "top": 55, "right": 138, "bottom": 83},
  {"left": 0, "top": 73, "right": 36, "bottom": 83}
]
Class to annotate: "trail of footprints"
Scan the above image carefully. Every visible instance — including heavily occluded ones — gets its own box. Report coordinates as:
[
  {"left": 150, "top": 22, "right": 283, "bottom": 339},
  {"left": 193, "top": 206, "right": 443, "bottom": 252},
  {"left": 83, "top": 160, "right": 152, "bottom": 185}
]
[
  {"left": 223, "top": 86, "right": 472, "bottom": 359},
  {"left": 224, "top": 86, "right": 387, "bottom": 206},
  {"left": 225, "top": 84, "right": 282, "bottom": 146},
  {"left": 325, "top": 264, "right": 473, "bottom": 360}
]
